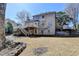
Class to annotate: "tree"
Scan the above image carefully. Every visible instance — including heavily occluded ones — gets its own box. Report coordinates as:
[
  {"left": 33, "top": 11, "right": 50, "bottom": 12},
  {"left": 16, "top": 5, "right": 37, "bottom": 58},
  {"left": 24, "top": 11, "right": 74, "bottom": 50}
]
[
  {"left": 56, "top": 12, "right": 73, "bottom": 30},
  {"left": 16, "top": 10, "right": 31, "bottom": 26},
  {"left": 0, "top": 3, "right": 6, "bottom": 49},
  {"left": 56, "top": 11, "right": 65, "bottom": 14},
  {"left": 56, "top": 12, "right": 65, "bottom": 30},
  {"left": 5, "top": 22, "right": 13, "bottom": 35}
]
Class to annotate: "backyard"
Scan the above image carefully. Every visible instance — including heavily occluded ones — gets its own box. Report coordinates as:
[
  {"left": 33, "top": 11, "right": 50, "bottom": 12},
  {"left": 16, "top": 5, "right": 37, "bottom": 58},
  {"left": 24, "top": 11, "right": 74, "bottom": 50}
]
[{"left": 14, "top": 37, "right": 79, "bottom": 56}]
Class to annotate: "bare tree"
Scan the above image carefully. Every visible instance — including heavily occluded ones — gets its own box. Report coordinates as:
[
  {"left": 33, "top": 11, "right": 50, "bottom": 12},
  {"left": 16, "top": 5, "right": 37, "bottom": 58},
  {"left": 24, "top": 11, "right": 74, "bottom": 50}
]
[
  {"left": 65, "top": 3, "right": 79, "bottom": 29},
  {"left": 16, "top": 10, "right": 31, "bottom": 26}
]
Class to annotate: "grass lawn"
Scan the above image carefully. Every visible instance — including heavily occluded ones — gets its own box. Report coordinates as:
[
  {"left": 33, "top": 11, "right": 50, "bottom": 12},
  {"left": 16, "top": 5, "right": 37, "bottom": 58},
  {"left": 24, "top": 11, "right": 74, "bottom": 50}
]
[{"left": 14, "top": 37, "right": 79, "bottom": 56}]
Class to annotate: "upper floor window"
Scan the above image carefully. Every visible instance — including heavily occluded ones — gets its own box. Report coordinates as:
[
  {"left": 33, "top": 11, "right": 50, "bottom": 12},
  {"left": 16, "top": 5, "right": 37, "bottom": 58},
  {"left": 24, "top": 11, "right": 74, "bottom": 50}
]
[
  {"left": 33, "top": 16, "right": 39, "bottom": 20},
  {"left": 42, "top": 16, "right": 44, "bottom": 18},
  {"left": 35, "top": 22, "right": 37, "bottom": 25}
]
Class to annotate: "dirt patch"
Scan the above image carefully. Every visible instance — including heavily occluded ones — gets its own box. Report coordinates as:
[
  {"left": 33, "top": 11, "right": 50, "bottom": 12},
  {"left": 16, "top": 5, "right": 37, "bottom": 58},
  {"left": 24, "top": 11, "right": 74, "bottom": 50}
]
[{"left": 33, "top": 47, "right": 48, "bottom": 56}]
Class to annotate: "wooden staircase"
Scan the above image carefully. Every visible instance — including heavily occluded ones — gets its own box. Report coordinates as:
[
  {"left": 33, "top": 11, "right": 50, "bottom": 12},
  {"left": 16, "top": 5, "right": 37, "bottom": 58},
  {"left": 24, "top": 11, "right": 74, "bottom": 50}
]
[{"left": 19, "top": 27, "right": 28, "bottom": 36}]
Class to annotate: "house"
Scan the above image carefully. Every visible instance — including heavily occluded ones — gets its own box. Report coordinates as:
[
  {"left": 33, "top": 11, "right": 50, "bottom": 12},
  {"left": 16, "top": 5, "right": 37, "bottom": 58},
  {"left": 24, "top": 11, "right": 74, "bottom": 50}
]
[
  {"left": 33, "top": 12, "right": 56, "bottom": 35},
  {"left": 14, "top": 12, "right": 56, "bottom": 36}
]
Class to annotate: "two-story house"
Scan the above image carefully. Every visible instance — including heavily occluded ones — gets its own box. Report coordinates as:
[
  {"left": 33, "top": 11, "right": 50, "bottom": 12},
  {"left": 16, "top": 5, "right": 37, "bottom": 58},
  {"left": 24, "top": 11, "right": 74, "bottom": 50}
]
[{"left": 33, "top": 12, "right": 56, "bottom": 35}]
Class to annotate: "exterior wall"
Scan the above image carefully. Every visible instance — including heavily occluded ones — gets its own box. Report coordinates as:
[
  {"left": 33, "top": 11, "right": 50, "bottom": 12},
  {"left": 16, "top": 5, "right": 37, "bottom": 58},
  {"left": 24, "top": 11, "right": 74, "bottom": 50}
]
[
  {"left": 25, "top": 21, "right": 39, "bottom": 28},
  {"left": 33, "top": 13, "right": 56, "bottom": 35}
]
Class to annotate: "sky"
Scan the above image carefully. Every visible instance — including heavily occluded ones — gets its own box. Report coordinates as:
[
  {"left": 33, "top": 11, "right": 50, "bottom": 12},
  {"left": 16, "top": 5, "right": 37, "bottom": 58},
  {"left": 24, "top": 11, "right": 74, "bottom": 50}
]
[{"left": 5, "top": 3, "right": 66, "bottom": 23}]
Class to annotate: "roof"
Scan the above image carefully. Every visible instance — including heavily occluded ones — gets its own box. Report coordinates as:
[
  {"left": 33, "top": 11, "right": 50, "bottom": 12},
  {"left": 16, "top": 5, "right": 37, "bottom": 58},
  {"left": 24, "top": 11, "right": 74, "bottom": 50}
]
[{"left": 33, "top": 11, "right": 56, "bottom": 17}]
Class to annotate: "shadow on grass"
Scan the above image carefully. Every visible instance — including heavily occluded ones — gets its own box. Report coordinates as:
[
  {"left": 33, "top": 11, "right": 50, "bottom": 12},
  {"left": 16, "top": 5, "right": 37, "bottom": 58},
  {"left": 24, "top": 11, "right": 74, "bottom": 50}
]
[{"left": 13, "top": 34, "right": 79, "bottom": 38}]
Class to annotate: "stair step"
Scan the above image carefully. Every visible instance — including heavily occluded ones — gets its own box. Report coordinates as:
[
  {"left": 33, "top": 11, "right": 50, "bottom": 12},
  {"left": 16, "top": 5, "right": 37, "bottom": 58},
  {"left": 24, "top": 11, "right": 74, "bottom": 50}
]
[{"left": 19, "top": 28, "right": 28, "bottom": 36}]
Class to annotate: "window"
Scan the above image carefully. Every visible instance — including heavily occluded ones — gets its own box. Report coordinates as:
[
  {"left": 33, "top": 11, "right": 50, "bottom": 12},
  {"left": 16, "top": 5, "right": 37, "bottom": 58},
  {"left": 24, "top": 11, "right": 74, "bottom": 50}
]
[
  {"left": 41, "top": 30, "right": 43, "bottom": 34},
  {"left": 35, "top": 22, "right": 37, "bottom": 25},
  {"left": 48, "top": 30, "right": 50, "bottom": 33},
  {"left": 42, "top": 16, "right": 44, "bottom": 18},
  {"left": 34, "top": 16, "right": 39, "bottom": 20},
  {"left": 48, "top": 20, "right": 52, "bottom": 27}
]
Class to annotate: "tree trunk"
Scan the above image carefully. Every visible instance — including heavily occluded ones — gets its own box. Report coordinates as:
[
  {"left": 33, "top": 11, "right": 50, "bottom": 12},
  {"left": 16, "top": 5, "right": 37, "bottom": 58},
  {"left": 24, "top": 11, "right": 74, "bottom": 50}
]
[{"left": 0, "top": 3, "right": 6, "bottom": 50}]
